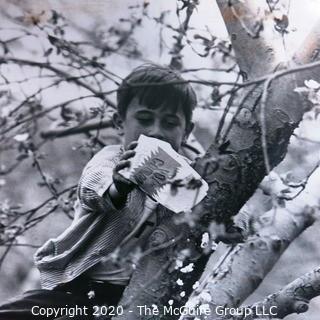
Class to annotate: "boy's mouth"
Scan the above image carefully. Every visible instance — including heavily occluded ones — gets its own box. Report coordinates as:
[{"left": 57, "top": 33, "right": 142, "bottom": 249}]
[{"left": 148, "top": 135, "right": 165, "bottom": 141}]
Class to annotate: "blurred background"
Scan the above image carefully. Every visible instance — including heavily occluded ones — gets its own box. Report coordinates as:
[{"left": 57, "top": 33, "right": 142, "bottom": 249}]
[{"left": 0, "top": 1, "right": 320, "bottom": 319}]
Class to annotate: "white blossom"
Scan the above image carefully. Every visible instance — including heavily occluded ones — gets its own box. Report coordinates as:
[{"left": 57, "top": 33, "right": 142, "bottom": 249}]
[
  {"left": 305, "top": 79, "right": 320, "bottom": 89},
  {"left": 200, "top": 232, "right": 209, "bottom": 248},
  {"left": 175, "top": 259, "right": 184, "bottom": 269},
  {"left": 87, "top": 290, "right": 95, "bottom": 299},
  {"left": 180, "top": 291, "right": 186, "bottom": 297},
  {"left": 13, "top": 133, "right": 29, "bottom": 142},
  {"left": 180, "top": 263, "right": 194, "bottom": 273},
  {"left": 211, "top": 241, "right": 218, "bottom": 251},
  {"left": 192, "top": 281, "right": 200, "bottom": 289}
]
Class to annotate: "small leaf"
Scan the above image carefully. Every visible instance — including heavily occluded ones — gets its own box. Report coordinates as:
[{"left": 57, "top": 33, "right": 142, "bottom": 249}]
[
  {"left": 44, "top": 47, "right": 53, "bottom": 57},
  {"left": 48, "top": 35, "right": 59, "bottom": 45},
  {"left": 51, "top": 10, "right": 59, "bottom": 24},
  {"left": 274, "top": 13, "right": 289, "bottom": 33}
]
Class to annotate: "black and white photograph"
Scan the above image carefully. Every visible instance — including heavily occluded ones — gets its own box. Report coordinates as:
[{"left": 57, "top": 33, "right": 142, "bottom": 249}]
[{"left": 0, "top": 0, "right": 320, "bottom": 319}]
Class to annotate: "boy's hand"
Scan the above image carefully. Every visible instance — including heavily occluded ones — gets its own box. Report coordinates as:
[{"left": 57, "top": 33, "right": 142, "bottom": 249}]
[{"left": 112, "top": 141, "right": 138, "bottom": 197}]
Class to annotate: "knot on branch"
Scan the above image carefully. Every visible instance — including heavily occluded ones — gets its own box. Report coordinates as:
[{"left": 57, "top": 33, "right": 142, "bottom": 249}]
[
  {"left": 235, "top": 108, "right": 257, "bottom": 129},
  {"left": 270, "top": 236, "right": 282, "bottom": 252},
  {"left": 293, "top": 300, "right": 309, "bottom": 314}
]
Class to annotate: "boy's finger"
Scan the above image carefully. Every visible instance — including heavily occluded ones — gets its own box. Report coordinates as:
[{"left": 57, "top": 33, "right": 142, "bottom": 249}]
[
  {"left": 121, "top": 150, "right": 135, "bottom": 160},
  {"left": 127, "top": 141, "right": 138, "bottom": 150},
  {"left": 115, "top": 160, "right": 130, "bottom": 172},
  {"left": 114, "top": 172, "right": 133, "bottom": 186}
]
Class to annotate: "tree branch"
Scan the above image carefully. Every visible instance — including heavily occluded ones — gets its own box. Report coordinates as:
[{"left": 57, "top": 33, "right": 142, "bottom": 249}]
[
  {"left": 170, "top": 0, "right": 199, "bottom": 70},
  {"left": 233, "top": 267, "right": 320, "bottom": 319},
  {"left": 40, "top": 118, "right": 114, "bottom": 139},
  {"left": 0, "top": 56, "right": 116, "bottom": 107},
  {"left": 180, "top": 207, "right": 316, "bottom": 319}
]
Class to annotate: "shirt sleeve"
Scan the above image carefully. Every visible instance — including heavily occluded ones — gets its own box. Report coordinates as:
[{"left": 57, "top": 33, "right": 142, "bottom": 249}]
[{"left": 77, "top": 145, "right": 122, "bottom": 213}]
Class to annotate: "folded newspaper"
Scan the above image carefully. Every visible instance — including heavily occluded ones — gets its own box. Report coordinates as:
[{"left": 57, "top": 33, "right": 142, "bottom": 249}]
[{"left": 119, "top": 135, "right": 208, "bottom": 213}]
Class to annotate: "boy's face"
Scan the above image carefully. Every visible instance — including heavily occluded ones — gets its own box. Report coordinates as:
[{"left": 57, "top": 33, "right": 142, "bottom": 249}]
[{"left": 119, "top": 97, "right": 193, "bottom": 152}]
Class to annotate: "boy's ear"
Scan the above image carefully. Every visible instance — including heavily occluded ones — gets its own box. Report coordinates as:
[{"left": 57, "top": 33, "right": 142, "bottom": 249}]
[{"left": 112, "top": 112, "right": 123, "bottom": 130}]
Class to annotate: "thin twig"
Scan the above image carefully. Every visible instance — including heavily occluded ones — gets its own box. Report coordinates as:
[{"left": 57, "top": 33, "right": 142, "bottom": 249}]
[
  {"left": 278, "top": 161, "right": 320, "bottom": 201},
  {"left": 0, "top": 56, "right": 116, "bottom": 107}
]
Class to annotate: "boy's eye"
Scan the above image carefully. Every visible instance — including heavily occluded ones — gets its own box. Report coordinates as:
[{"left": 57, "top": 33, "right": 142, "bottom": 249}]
[
  {"left": 166, "top": 120, "right": 178, "bottom": 126},
  {"left": 164, "top": 118, "right": 180, "bottom": 127},
  {"left": 136, "top": 115, "right": 153, "bottom": 124}
]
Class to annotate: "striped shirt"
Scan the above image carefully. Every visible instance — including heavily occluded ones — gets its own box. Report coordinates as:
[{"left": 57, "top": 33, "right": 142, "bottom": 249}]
[
  {"left": 34, "top": 145, "right": 153, "bottom": 290},
  {"left": 34, "top": 144, "right": 196, "bottom": 290}
]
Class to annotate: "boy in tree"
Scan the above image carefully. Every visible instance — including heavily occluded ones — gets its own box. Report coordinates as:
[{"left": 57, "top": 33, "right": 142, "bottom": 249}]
[{"left": 0, "top": 64, "right": 198, "bottom": 319}]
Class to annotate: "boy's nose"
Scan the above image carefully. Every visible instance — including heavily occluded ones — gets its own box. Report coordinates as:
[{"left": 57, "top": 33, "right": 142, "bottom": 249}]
[{"left": 148, "top": 123, "right": 165, "bottom": 141}]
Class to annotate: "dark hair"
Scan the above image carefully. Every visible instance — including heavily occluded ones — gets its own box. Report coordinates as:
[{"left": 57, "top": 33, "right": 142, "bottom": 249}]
[{"left": 117, "top": 64, "right": 197, "bottom": 124}]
